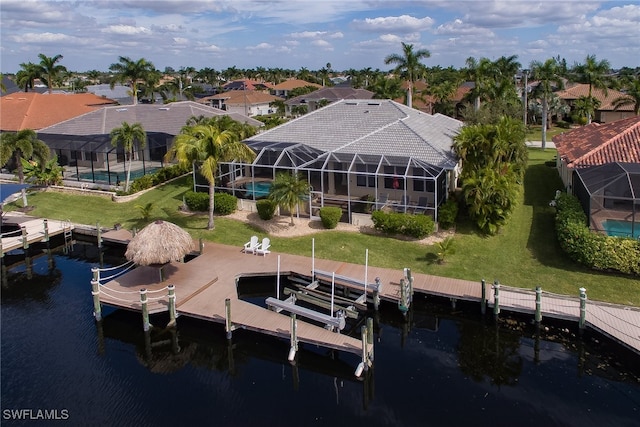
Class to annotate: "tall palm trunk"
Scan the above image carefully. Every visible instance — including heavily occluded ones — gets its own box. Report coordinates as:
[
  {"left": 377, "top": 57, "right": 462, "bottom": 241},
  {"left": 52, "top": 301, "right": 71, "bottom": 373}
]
[
  {"left": 541, "top": 98, "right": 549, "bottom": 150},
  {"left": 125, "top": 148, "right": 133, "bottom": 192},
  {"left": 208, "top": 183, "right": 216, "bottom": 230}
]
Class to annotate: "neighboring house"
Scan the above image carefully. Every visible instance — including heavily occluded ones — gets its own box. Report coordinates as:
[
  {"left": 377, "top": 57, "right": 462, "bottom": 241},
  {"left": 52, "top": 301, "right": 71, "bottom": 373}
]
[
  {"left": 555, "top": 83, "right": 635, "bottom": 123},
  {"left": 1, "top": 75, "right": 20, "bottom": 96},
  {"left": 36, "top": 101, "right": 263, "bottom": 185},
  {"left": 0, "top": 92, "right": 118, "bottom": 132},
  {"left": 553, "top": 115, "right": 640, "bottom": 189},
  {"left": 217, "top": 99, "right": 463, "bottom": 223},
  {"left": 285, "top": 86, "right": 374, "bottom": 115},
  {"left": 270, "top": 79, "right": 322, "bottom": 98},
  {"left": 222, "top": 79, "right": 273, "bottom": 92},
  {"left": 394, "top": 81, "right": 472, "bottom": 117},
  {"left": 85, "top": 84, "right": 134, "bottom": 105},
  {"left": 198, "top": 90, "right": 283, "bottom": 117}
]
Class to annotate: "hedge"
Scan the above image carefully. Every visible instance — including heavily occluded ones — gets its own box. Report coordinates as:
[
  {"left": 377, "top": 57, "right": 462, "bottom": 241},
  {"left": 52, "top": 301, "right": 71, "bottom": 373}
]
[
  {"left": 319, "top": 206, "right": 342, "bottom": 229},
  {"left": 555, "top": 193, "right": 640, "bottom": 275},
  {"left": 214, "top": 192, "right": 237, "bottom": 215},
  {"left": 371, "top": 211, "right": 435, "bottom": 239},
  {"left": 438, "top": 198, "right": 459, "bottom": 230},
  {"left": 183, "top": 191, "right": 237, "bottom": 215}
]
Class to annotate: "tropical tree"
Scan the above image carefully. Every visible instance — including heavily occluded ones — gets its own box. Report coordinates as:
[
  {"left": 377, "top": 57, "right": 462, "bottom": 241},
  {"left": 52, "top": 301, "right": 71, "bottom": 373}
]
[
  {"left": 0, "top": 74, "right": 6, "bottom": 93},
  {"left": 384, "top": 42, "right": 431, "bottom": 108},
  {"left": 109, "top": 122, "right": 147, "bottom": 192},
  {"left": 37, "top": 53, "right": 67, "bottom": 94},
  {"left": 109, "top": 56, "right": 156, "bottom": 105},
  {"left": 530, "top": 58, "right": 565, "bottom": 148},
  {"left": 268, "top": 172, "right": 310, "bottom": 226},
  {"left": 165, "top": 123, "right": 256, "bottom": 229},
  {"left": 16, "top": 62, "right": 41, "bottom": 92},
  {"left": 463, "top": 57, "right": 493, "bottom": 111},
  {"left": 573, "top": 96, "right": 601, "bottom": 125},
  {"left": 370, "top": 75, "right": 404, "bottom": 100},
  {"left": 0, "top": 129, "right": 50, "bottom": 184},
  {"left": 21, "top": 155, "right": 64, "bottom": 186},
  {"left": 612, "top": 74, "right": 640, "bottom": 115},
  {"left": 570, "top": 55, "right": 611, "bottom": 123}
]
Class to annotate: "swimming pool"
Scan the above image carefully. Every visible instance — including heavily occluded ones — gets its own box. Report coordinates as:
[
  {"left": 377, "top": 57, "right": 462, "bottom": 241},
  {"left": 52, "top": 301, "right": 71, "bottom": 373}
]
[
  {"left": 601, "top": 219, "right": 639, "bottom": 238},
  {"left": 77, "top": 167, "right": 159, "bottom": 183},
  {"left": 244, "top": 181, "right": 272, "bottom": 198}
]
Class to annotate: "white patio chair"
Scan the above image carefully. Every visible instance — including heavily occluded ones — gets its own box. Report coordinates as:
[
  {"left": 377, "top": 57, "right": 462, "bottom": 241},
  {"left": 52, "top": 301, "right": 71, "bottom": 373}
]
[
  {"left": 243, "top": 235, "right": 260, "bottom": 254},
  {"left": 256, "top": 237, "right": 271, "bottom": 256}
]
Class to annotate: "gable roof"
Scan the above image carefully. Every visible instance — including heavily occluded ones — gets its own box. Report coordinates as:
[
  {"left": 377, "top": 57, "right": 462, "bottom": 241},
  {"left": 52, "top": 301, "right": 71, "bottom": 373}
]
[
  {"left": 198, "top": 90, "right": 282, "bottom": 106},
  {"left": 271, "top": 79, "right": 322, "bottom": 91},
  {"left": 553, "top": 115, "right": 640, "bottom": 167},
  {"left": 37, "top": 101, "right": 263, "bottom": 137},
  {"left": 285, "top": 86, "right": 374, "bottom": 105},
  {"left": 0, "top": 92, "right": 118, "bottom": 131},
  {"left": 555, "top": 83, "right": 633, "bottom": 112},
  {"left": 245, "top": 99, "right": 462, "bottom": 169},
  {"left": 222, "top": 79, "right": 273, "bottom": 91}
]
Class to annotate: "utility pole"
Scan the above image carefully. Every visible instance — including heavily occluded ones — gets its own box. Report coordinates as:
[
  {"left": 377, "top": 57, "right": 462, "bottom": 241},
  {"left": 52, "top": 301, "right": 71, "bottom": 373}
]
[{"left": 523, "top": 69, "right": 529, "bottom": 127}]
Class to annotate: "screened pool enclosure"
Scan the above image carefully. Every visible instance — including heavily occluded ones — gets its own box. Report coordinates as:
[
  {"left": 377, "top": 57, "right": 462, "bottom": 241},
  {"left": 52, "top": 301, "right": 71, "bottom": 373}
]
[{"left": 573, "top": 162, "right": 640, "bottom": 239}]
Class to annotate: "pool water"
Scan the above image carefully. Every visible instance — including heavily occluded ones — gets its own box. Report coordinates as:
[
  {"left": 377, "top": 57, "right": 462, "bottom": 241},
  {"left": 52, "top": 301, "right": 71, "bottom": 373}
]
[
  {"left": 77, "top": 167, "right": 159, "bottom": 183},
  {"left": 602, "top": 219, "right": 639, "bottom": 238},
  {"left": 244, "top": 181, "right": 272, "bottom": 198}
]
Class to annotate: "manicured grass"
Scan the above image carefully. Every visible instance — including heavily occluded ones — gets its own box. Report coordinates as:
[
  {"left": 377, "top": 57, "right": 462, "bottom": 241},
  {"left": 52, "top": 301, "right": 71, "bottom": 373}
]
[
  {"left": 8, "top": 150, "right": 640, "bottom": 306},
  {"left": 525, "top": 124, "right": 567, "bottom": 141}
]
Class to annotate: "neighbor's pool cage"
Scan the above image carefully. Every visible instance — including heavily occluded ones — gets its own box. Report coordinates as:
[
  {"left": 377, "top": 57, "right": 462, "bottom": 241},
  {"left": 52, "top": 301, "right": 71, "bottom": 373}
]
[{"left": 573, "top": 162, "right": 640, "bottom": 239}]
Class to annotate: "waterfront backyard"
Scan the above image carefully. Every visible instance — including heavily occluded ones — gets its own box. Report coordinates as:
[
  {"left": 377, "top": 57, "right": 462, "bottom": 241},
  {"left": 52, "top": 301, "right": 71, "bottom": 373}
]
[{"left": 6, "top": 148, "right": 640, "bottom": 306}]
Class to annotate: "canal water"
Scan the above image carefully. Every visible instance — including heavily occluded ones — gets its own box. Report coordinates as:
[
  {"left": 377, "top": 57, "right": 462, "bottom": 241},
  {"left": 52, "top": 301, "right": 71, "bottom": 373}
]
[{"left": 1, "top": 240, "right": 639, "bottom": 426}]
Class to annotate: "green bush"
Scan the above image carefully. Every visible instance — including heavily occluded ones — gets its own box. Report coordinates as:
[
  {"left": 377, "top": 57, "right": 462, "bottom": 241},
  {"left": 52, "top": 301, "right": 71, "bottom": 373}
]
[
  {"left": 555, "top": 193, "right": 640, "bottom": 275},
  {"left": 256, "top": 199, "right": 277, "bottom": 220},
  {"left": 129, "top": 174, "right": 154, "bottom": 193},
  {"left": 214, "top": 192, "right": 237, "bottom": 215},
  {"left": 319, "top": 207, "right": 342, "bottom": 229},
  {"left": 152, "top": 164, "right": 190, "bottom": 185},
  {"left": 371, "top": 211, "right": 435, "bottom": 238},
  {"left": 184, "top": 190, "right": 209, "bottom": 211},
  {"left": 555, "top": 120, "right": 571, "bottom": 129},
  {"left": 438, "top": 198, "right": 459, "bottom": 229}
]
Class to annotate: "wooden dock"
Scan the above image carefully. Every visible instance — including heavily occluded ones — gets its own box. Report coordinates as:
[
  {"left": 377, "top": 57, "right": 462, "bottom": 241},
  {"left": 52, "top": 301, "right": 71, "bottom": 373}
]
[
  {"left": 95, "top": 240, "right": 640, "bottom": 357},
  {"left": 1, "top": 214, "right": 73, "bottom": 255}
]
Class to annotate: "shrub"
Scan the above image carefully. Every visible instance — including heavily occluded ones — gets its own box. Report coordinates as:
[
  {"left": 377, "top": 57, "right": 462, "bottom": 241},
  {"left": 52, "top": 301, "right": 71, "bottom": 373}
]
[
  {"left": 371, "top": 211, "right": 435, "bottom": 239},
  {"left": 214, "top": 192, "right": 237, "bottom": 215},
  {"left": 555, "top": 193, "right": 640, "bottom": 275},
  {"left": 555, "top": 120, "right": 571, "bottom": 129},
  {"left": 184, "top": 190, "right": 209, "bottom": 212},
  {"left": 438, "top": 198, "right": 459, "bottom": 229},
  {"left": 319, "top": 206, "right": 342, "bottom": 229},
  {"left": 256, "top": 199, "right": 277, "bottom": 220},
  {"left": 129, "top": 174, "right": 154, "bottom": 193}
]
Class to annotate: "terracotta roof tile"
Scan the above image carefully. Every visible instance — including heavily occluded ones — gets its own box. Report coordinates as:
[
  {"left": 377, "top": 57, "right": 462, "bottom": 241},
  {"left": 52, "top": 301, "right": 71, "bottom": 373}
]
[
  {"left": 198, "top": 90, "right": 282, "bottom": 105},
  {"left": 553, "top": 115, "right": 640, "bottom": 167},
  {"left": 271, "top": 79, "right": 321, "bottom": 90},
  {"left": 555, "top": 83, "right": 633, "bottom": 111},
  {"left": 1, "top": 92, "right": 117, "bottom": 131}
]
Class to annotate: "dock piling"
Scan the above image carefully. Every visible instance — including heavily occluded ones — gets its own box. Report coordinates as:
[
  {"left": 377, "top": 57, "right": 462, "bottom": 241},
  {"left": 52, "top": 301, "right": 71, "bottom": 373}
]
[
  {"left": 225, "top": 298, "right": 233, "bottom": 339},
  {"left": 288, "top": 313, "right": 298, "bottom": 362},
  {"left": 140, "top": 289, "right": 151, "bottom": 331},
  {"left": 96, "top": 222, "right": 102, "bottom": 249},
  {"left": 579, "top": 288, "right": 587, "bottom": 329},
  {"left": 21, "top": 226, "right": 28, "bottom": 250},
  {"left": 493, "top": 281, "right": 501, "bottom": 319},
  {"left": 373, "top": 277, "right": 381, "bottom": 311},
  {"left": 535, "top": 286, "right": 542, "bottom": 323},
  {"left": 43, "top": 219, "right": 49, "bottom": 242},
  {"left": 91, "top": 279, "right": 102, "bottom": 321},
  {"left": 167, "top": 284, "right": 177, "bottom": 328},
  {"left": 480, "top": 279, "right": 487, "bottom": 315}
]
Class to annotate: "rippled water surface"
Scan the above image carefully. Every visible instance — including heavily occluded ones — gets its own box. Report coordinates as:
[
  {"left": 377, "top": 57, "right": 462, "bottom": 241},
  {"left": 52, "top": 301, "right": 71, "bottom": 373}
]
[{"left": 2, "top": 240, "right": 639, "bottom": 426}]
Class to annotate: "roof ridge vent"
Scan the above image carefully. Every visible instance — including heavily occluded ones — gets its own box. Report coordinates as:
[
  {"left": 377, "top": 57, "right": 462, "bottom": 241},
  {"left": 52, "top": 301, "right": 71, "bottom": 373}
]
[
  {"left": 158, "top": 107, "right": 170, "bottom": 110},
  {"left": 116, "top": 108, "right": 128, "bottom": 112}
]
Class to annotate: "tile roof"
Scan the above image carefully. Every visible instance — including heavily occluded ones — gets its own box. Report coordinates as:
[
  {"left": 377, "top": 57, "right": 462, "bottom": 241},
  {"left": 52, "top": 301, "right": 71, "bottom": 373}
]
[
  {"left": 198, "top": 90, "right": 282, "bottom": 106},
  {"left": 553, "top": 115, "right": 640, "bottom": 167},
  {"left": 246, "top": 99, "right": 462, "bottom": 168},
  {"left": 37, "top": 101, "right": 263, "bottom": 137},
  {"left": 555, "top": 83, "right": 633, "bottom": 111},
  {"left": 285, "top": 87, "right": 374, "bottom": 105},
  {"left": 222, "top": 79, "right": 273, "bottom": 91},
  {"left": 0, "top": 92, "right": 118, "bottom": 131},
  {"left": 271, "top": 79, "right": 322, "bottom": 91}
]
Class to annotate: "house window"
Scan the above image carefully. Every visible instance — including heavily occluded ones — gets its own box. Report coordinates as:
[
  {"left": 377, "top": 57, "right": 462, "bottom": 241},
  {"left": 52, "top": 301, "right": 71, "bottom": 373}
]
[
  {"left": 413, "top": 167, "right": 425, "bottom": 192},
  {"left": 356, "top": 164, "right": 376, "bottom": 188},
  {"left": 85, "top": 151, "right": 97, "bottom": 162},
  {"left": 384, "top": 166, "right": 404, "bottom": 190}
]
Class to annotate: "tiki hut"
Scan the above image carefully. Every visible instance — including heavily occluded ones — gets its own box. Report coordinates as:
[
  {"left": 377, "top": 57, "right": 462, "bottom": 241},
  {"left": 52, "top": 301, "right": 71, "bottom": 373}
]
[{"left": 125, "top": 220, "right": 194, "bottom": 272}]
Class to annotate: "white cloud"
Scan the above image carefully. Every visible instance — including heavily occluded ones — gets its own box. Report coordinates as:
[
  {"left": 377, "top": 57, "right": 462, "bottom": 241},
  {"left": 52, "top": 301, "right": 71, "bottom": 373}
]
[
  {"left": 10, "top": 32, "right": 73, "bottom": 43},
  {"left": 172, "top": 37, "right": 189, "bottom": 45},
  {"left": 248, "top": 43, "right": 273, "bottom": 51},
  {"left": 435, "top": 19, "right": 494, "bottom": 37},
  {"left": 290, "top": 31, "right": 328, "bottom": 39},
  {"left": 351, "top": 15, "right": 434, "bottom": 33},
  {"left": 311, "top": 40, "right": 333, "bottom": 50},
  {"left": 101, "top": 25, "right": 151, "bottom": 35}
]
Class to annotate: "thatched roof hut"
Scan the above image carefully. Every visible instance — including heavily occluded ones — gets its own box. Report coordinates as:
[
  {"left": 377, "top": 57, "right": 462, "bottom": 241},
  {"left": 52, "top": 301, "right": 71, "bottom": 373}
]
[{"left": 125, "top": 220, "right": 193, "bottom": 266}]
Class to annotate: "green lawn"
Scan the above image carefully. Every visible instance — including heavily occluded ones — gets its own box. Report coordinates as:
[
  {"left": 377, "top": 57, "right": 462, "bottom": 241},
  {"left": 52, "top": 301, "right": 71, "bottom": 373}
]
[
  {"left": 7, "top": 148, "right": 640, "bottom": 306},
  {"left": 525, "top": 124, "right": 567, "bottom": 141}
]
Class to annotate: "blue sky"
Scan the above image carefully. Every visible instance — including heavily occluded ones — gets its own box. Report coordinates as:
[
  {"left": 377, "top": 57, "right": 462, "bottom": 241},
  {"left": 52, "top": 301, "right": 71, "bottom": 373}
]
[{"left": 1, "top": 0, "right": 639, "bottom": 74}]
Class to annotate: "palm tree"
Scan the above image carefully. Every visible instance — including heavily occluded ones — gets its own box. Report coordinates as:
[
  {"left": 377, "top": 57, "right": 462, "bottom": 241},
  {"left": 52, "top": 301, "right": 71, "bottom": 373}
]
[
  {"left": 1, "top": 129, "right": 50, "bottom": 184},
  {"left": 165, "top": 123, "right": 256, "bottom": 229},
  {"left": 571, "top": 55, "right": 611, "bottom": 123},
  {"left": 109, "top": 122, "right": 147, "bottom": 192},
  {"left": 16, "top": 62, "right": 41, "bottom": 92},
  {"left": 0, "top": 74, "right": 6, "bottom": 93},
  {"left": 109, "top": 56, "right": 156, "bottom": 105},
  {"left": 464, "top": 57, "right": 493, "bottom": 111},
  {"left": 530, "top": 58, "right": 564, "bottom": 148},
  {"left": 612, "top": 74, "right": 640, "bottom": 115},
  {"left": 370, "top": 75, "right": 404, "bottom": 100},
  {"left": 37, "top": 53, "right": 67, "bottom": 94},
  {"left": 573, "top": 96, "right": 601, "bottom": 124},
  {"left": 384, "top": 42, "right": 431, "bottom": 108},
  {"left": 268, "top": 172, "right": 310, "bottom": 226}
]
